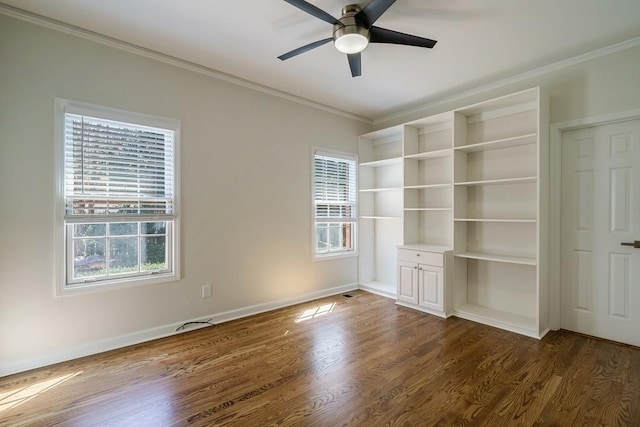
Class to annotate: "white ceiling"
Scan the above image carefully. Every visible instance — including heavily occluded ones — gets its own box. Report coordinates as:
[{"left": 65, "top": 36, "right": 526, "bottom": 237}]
[{"left": 3, "top": 0, "right": 640, "bottom": 120}]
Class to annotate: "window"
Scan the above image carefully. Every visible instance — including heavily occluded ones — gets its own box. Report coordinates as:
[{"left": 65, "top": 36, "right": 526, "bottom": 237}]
[
  {"left": 312, "top": 149, "right": 357, "bottom": 259},
  {"left": 55, "top": 99, "right": 179, "bottom": 292}
]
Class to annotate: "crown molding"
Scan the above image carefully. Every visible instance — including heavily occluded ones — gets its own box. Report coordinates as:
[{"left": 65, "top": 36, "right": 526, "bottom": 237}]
[
  {"left": 0, "top": 3, "right": 373, "bottom": 125},
  {"left": 3, "top": 2, "right": 638, "bottom": 128},
  {"left": 373, "top": 36, "right": 640, "bottom": 127}
]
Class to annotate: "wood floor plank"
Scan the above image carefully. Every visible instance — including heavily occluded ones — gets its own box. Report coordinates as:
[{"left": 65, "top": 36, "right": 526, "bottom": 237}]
[{"left": 1, "top": 291, "right": 639, "bottom": 426}]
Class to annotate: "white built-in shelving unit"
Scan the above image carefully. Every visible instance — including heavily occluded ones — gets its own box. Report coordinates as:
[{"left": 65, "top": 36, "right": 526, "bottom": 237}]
[
  {"left": 358, "top": 126, "right": 404, "bottom": 298},
  {"left": 403, "top": 112, "right": 454, "bottom": 250},
  {"left": 358, "top": 87, "right": 549, "bottom": 338},
  {"left": 450, "top": 88, "right": 549, "bottom": 338}
]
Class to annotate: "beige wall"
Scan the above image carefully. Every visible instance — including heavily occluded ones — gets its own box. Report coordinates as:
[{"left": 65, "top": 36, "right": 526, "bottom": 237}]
[
  {"left": 0, "top": 14, "right": 370, "bottom": 375},
  {"left": 374, "top": 43, "right": 640, "bottom": 129}
]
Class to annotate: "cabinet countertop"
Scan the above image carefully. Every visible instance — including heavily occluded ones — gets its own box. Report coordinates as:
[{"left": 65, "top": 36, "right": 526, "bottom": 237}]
[{"left": 397, "top": 244, "right": 452, "bottom": 253}]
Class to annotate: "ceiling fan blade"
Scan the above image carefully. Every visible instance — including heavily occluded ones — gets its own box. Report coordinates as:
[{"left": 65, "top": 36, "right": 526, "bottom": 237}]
[
  {"left": 283, "top": 0, "right": 342, "bottom": 26},
  {"left": 347, "top": 53, "right": 362, "bottom": 77},
  {"left": 356, "top": 0, "right": 397, "bottom": 28},
  {"left": 369, "top": 26, "right": 437, "bottom": 48},
  {"left": 278, "top": 38, "right": 333, "bottom": 61}
]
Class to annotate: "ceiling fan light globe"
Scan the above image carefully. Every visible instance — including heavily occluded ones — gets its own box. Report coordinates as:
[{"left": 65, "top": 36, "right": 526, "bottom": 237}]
[{"left": 335, "top": 33, "right": 369, "bottom": 54}]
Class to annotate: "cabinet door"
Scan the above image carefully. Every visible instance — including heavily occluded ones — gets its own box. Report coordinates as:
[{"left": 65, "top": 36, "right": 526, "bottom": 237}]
[
  {"left": 418, "top": 265, "right": 444, "bottom": 311},
  {"left": 397, "top": 261, "right": 419, "bottom": 304}
]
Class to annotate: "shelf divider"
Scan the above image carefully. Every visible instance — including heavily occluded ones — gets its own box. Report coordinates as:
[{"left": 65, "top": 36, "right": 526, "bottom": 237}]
[
  {"left": 454, "top": 133, "right": 537, "bottom": 153},
  {"left": 359, "top": 187, "right": 403, "bottom": 193},
  {"left": 454, "top": 251, "right": 536, "bottom": 265},
  {"left": 454, "top": 218, "right": 536, "bottom": 223},
  {"left": 404, "top": 183, "right": 452, "bottom": 190},
  {"left": 359, "top": 157, "right": 403, "bottom": 168},
  {"left": 403, "top": 148, "right": 453, "bottom": 160},
  {"left": 360, "top": 216, "right": 402, "bottom": 220},
  {"left": 454, "top": 176, "right": 536, "bottom": 186}
]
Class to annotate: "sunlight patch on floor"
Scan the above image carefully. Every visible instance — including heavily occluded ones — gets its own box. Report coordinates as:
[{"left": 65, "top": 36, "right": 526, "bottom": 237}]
[
  {"left": 295, "top": 302, "right": 336, "bottom": 323},
  {"left": 0, "top": 371, "right": 82, "bottom": 413}
]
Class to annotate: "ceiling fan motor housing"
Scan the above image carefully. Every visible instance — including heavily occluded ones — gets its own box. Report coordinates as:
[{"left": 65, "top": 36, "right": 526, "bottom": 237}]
[
  {"left": 333, "top": 4, "right": 370, "bottom": 53},
  {"left": 279, "top": 0, "right": 437, "bottom": 77}
]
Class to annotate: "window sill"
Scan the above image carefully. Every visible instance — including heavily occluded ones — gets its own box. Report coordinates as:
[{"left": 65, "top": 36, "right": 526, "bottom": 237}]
[
  {"left": 57, "top": 272, "right": 179, "bottom": 296},
  {"left": 313, "top": 251, "right": 358, "bottom": 262}
]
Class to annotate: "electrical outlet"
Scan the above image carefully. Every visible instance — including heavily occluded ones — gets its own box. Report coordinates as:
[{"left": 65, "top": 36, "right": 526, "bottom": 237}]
[{"left": 202, "top": 285, "right": 212, "bottom": 298}]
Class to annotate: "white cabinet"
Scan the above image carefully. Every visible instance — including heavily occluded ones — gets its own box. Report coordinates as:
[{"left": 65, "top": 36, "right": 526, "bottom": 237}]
[
  {"left": 397, "top": 260, "right": 419, "bottom": 304},
  {"left": 359, "top": 87, "right": 549, "bottom": 339},
  {"left": 396, "top": 247, "right": 450, "bottom": 317},
  {"left": 418, "top": 265, "right": 444, "bottom": 312},
  {"left": 397, "top": 261, "right": 444, "bottom": 311}
]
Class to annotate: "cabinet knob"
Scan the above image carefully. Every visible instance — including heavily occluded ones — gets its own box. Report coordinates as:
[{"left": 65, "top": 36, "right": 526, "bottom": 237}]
[{"left": 416, "top": 253, "right": 420, "bottom": 256}]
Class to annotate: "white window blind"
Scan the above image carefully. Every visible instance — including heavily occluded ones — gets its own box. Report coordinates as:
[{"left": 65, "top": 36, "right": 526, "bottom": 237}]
[
  {"left": 313, "top": 153, "right": 357, "bottom": 222},
  {"left": 313, "top": 150, "right": 357, "bottom": 257},
  {"left": 64, "top": 114, "right": 175, "bottom": 221}
]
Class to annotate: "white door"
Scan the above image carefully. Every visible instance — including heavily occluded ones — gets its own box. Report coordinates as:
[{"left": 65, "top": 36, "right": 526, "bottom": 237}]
[
  {"left": 418, "top": 265, "right": 444, "bottom": 311},
  {"left": 397, "top": 261, "right": 418, "bottom": 304},
  {"left": 561, "top": 119, "right": 640, "bottom": 346}
]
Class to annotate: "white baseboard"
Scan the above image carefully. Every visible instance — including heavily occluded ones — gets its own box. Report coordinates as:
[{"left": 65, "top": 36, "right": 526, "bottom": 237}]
[
  {"left": 0, "top": 283, "right": 358, "bottom": 377},
  {"left": 358, "top": 283, "right": 396, "bottom": 300},
  {"left": 208, "top": 283, "right": 358, "bottom": 325}
]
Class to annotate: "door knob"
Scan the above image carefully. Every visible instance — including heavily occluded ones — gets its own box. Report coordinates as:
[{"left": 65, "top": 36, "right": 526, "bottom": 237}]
[{"left": 621, "top": 241, "right": 640, "bottom": 248}]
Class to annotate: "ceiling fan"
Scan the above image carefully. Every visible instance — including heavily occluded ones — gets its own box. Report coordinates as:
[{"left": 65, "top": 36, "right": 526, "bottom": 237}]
[{"left": 278, "top": 0, "right": 437, "bottom": 77}]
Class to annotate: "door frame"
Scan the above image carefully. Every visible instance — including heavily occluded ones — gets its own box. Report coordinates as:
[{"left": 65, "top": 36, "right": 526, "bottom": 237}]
[{"left": 549, "top": 108, "right": 640, "bottom": 330}]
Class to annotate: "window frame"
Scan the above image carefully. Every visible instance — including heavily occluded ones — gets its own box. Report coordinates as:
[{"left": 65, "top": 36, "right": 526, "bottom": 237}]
[
  {"left": 54, "top": 98, "right": 180, "bottom": 295},
  {"left": 311, "top": 147, "right": 358, "bottom": 261}
]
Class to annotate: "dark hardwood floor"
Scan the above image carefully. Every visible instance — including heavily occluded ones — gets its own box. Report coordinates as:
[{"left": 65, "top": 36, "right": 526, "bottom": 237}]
[{"left": 1, "top": 290, "right": 639, "bottom": 426}]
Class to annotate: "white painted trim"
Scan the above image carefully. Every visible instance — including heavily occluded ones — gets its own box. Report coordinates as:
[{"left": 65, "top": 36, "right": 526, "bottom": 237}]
[
  {"left": 395, "top": 301, "right": 447, "bottom": 318},
  {"left": 549, "top": 124, "right": 562, "bottom": 331},
  {"left": 375, "top": 37, "right": 640, "bottom": 127},
  {"left": 0, "top": 282, "right": 359, "bottom": 377},
  {"left": 311, "top": 147, "right": 359, "bottom": 261},
  {"left": 549, "top": 109, "right": 640, "bottom": 331},
  {"left": 359, "top": 283, "right": 396, "bottom": 300},
  {"left": 552, "top": 109, "right": 640, "bottom": 131},
  {"left": 53, "top": 98, "right": 66, "bottom": 297},
  {"left": 0, "top": 3, "right": 371, "bottom": 125},
  {"left": 53, "top": 98, "right": 181, "bottom": 296},
  {"left": 209, "top": 282, "right": 358, "bottom": 324}
]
